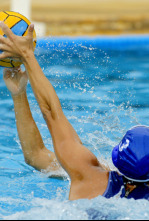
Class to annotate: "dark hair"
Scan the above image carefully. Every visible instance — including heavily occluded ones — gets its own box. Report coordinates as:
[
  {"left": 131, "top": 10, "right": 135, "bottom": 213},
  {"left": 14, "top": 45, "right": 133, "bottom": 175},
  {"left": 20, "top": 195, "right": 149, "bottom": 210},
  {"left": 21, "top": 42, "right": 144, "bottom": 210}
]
[{"left": 123, "top": 177, "right": 149, "bottom": 198}]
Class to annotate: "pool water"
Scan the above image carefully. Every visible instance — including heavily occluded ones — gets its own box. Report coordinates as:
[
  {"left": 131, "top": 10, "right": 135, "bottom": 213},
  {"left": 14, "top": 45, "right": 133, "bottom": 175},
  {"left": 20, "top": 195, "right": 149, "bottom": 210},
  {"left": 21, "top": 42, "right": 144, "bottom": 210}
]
[{"left": 0, "top": 37, "right": 149, "bottom": 220}]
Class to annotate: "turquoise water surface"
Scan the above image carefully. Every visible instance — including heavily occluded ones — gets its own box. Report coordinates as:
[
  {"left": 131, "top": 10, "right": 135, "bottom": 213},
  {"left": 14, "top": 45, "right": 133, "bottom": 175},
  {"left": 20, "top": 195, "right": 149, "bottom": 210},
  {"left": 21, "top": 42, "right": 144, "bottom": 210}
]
[{"left": 0, "top": 36, "right": 149, "bottom": 220}]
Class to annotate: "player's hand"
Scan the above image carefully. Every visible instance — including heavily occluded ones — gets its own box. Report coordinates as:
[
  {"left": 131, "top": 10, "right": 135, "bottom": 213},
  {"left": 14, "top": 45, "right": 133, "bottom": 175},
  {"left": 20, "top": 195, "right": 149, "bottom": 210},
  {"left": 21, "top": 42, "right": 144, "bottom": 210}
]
[
  {"left": 0, "top": 22, "right": 34, "bottom": 61},
  {"left": 3, "top": 67, "right": 28, "bottom": 96}
]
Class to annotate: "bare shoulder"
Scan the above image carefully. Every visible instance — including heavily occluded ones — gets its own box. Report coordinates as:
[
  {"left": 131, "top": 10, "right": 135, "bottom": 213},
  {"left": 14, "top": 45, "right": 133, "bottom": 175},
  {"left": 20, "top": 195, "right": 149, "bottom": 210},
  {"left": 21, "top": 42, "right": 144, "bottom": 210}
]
[
  {"left": 59, "top": 140, "right": 109, "bottom": 200},
  {"left": 69, "top": 167, "right": 109, "bottom": 200}
]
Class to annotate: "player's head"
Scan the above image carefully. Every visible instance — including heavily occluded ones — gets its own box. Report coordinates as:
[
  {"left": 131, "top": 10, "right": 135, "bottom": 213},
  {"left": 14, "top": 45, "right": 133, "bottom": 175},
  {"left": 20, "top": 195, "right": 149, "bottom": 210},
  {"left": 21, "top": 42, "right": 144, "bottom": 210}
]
[{"left": 112, "top": 126, "right": 149, "bottom": 182}]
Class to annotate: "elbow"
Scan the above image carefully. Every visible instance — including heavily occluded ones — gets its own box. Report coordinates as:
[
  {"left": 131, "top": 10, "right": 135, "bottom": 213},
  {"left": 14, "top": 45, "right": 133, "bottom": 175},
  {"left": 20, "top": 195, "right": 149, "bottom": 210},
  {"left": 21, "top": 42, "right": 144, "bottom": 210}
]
[
  {"left": 40, "top": 102, "right": 51, "bottom": 115},
  {"left": 24, "top": 151, "right": 37, "bottom": 168},
  {"left": 25, "top": 157, "right": 34, "bottom": 168},
  {"left": 42, "top": 108, "right": 51, "bottom": 121},
  {"left": 24, "top": 156, "right": 40, "bottom": 171},
  {"left": 41, "top": 105, "right": 53, "bottom": 122},
  {"left": 42, "top": 106, "right": 63, "bottom": 122}
]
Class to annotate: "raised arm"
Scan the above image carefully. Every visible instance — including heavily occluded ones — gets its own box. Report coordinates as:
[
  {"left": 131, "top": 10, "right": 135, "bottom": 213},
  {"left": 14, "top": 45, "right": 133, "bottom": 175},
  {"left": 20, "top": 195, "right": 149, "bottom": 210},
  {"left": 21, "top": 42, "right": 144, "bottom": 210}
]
[
  {"left": 3, "top": 67, "right": 61, "bottom": 173},
  {"left": 0, "top": 23, "right": 109, "bottom": 200}
]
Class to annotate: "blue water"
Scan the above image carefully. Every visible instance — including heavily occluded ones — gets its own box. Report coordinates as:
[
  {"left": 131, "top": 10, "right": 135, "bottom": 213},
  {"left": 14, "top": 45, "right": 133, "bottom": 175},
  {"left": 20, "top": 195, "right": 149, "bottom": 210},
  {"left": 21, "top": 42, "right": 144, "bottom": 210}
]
[{"left": 0, "top": 37, "right": 149, "bottom": 220}]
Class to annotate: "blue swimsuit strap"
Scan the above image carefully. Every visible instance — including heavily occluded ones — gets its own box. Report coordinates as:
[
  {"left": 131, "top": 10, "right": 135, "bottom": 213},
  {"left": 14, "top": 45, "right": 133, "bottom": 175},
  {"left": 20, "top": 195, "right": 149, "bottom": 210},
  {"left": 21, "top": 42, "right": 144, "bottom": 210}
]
[{"left": 103, "top": 171, "right": 125, "bottom": 199}]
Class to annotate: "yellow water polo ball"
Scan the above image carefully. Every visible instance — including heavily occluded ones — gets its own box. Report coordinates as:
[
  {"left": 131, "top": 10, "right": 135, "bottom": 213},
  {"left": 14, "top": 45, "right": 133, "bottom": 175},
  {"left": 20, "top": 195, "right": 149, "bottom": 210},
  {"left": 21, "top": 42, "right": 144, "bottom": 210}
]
[{"left": 0, "top": 11, "right": 37, "bottom": 68}]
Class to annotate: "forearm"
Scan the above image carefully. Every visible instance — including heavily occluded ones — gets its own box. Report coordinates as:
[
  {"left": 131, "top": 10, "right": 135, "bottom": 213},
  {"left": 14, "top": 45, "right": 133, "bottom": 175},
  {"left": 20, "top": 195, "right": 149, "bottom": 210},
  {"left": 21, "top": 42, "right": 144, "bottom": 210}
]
[
  {"left": 22, "top": 52, "right": 82, "bottom": 146},
  {"left": 12, "top": 91, "right": 61, "bottom": 172},
  {"left": 12, "top": 91, "right": 45, "bottom": 163},
  {"left": 23, "top": 52, "right": 63, "bottom": 120}
]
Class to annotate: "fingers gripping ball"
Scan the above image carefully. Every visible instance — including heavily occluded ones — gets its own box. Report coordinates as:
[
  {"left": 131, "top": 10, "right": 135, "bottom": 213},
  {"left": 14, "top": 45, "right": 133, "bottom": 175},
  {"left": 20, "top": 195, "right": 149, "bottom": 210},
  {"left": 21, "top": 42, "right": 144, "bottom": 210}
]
[{"left": 0, "top": 11, "right": 37, "bottom": 68}]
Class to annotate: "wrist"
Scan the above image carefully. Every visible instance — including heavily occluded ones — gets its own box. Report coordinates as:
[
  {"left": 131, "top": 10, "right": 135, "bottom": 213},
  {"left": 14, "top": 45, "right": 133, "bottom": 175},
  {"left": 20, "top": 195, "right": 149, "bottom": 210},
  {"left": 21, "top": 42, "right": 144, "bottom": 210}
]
[
  {"left": 21, "top": 50, "right": 35, "bottom": 64},
  {"left": 12, "top": 90, "right": 27, "bottom": 101}
]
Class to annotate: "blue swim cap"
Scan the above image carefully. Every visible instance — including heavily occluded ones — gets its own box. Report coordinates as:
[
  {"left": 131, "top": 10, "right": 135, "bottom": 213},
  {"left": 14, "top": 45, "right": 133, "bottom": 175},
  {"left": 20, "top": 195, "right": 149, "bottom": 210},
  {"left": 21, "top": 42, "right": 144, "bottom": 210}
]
[{"left": 112, "top": 126, "right": 149, "bottom": 182}]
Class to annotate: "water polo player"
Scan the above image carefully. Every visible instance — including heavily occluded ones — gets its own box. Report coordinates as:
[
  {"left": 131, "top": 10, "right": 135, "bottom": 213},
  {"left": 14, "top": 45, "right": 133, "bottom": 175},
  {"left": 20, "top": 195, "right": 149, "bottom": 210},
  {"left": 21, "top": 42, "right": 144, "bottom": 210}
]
[{"left": 0, "top": 22, "right": 149, "bottom": 200}]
